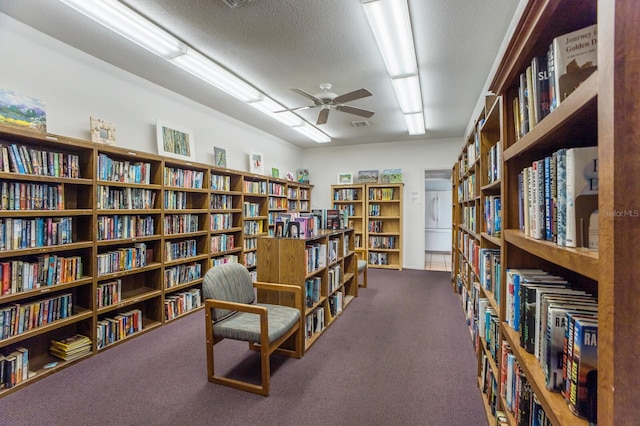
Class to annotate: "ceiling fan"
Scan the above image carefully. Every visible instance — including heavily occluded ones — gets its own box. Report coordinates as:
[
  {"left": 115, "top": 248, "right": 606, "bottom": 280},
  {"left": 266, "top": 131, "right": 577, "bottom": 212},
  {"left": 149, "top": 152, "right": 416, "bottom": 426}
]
[{"left": 276, "top": 83, "right": 375, "bottom": 125}]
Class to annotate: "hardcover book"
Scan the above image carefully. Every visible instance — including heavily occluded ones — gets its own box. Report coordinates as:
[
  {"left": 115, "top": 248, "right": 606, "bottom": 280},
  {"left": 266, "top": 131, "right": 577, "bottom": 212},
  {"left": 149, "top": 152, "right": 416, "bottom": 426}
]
[
  {"left": 550, "top": 24, "right": 597, "bottom": 111},
  {"left": 565, "top": 146, "right": 598, "bottom": 248}
]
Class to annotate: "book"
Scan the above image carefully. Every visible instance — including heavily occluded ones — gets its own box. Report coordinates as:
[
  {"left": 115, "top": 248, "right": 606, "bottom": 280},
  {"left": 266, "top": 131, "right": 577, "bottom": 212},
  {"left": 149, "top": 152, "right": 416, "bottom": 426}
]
[
  {"left": 565, "top": 146, "right": 598, "bottom": 248},
  {"left": 555, "top": 148, "right": 567, "bottom": 245},
  {"left": 550, "top": 24, "right": 597, "bottom": 111},
  {"left": 568, "top": 317, "right": 598, "bottom": 421},
  {"left": 531, "top": 55, "right": 550, "bottom": 125},
  {"left": 518, "top": 72, "right": 529, "bottom": 137}
]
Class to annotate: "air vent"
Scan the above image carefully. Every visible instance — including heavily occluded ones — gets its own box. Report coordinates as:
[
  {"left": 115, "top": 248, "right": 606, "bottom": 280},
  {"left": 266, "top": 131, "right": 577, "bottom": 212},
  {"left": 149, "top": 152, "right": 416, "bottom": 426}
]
[
  {"left": 223, "top": 0, "right": 256, "bottom": 8},
  {"left": 351, "top": 120, "right": 370, "bottom": 127}
]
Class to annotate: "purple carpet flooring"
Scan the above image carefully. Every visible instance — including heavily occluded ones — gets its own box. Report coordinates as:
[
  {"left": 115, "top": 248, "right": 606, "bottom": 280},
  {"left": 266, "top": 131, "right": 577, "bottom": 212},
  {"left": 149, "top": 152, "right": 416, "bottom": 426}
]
[{"left": 0, "top": 269, "right": 487, "bottom": 426}]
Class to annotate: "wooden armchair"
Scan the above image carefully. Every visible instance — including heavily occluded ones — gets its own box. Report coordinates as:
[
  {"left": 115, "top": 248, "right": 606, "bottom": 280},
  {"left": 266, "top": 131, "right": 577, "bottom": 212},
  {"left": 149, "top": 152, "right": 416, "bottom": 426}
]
[{"left": 203, "top": 262, "right": 302, "bottom": 396}]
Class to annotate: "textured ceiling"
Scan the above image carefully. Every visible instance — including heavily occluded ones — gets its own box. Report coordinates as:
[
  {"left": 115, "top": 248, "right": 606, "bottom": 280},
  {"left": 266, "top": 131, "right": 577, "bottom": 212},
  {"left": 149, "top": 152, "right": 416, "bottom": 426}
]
[{"left": 0, "top": 0, "right": 521, "bottom": 148}]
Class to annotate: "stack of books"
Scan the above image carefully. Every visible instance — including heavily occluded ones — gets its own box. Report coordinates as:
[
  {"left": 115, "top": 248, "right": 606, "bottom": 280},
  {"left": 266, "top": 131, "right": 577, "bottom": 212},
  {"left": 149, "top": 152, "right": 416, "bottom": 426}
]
[{"left": 49, "top": 334, "right": 92, "bottom": 361}]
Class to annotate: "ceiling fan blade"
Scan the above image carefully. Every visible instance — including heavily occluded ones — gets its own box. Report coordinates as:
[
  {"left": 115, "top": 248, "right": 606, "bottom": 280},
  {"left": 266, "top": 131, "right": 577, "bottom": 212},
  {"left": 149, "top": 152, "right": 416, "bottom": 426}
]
[
  {"left": 333, "top": 88, "right": 372, "bottom": 104},
  {"left": 273, "top": 105, "right": 316, "bottom": 113},
  {"left": 317, "top": 108, "right": 330, "bottom": 125},
  {"left": 335, "top": 105, "right": 375, "bottom": 118},
  {"left": 290, "top": 88, "right": 323, "bottom": 105}
]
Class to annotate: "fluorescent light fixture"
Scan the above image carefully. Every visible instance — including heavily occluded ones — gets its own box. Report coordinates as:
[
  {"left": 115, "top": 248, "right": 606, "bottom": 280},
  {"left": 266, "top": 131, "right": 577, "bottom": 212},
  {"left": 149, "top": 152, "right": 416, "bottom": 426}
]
[
  {"left": 248, "top": 97, "right": 304, "bottom": 127},
  {"left": 172, "top": 49, "right": 263, "bottom": 102},
  {"left": 391, "top": 75, "right": 422, "bottom": 114},
  {"left": 362, "top": 0, "right": 417, "bottom": 77},
  {"left": 404, "top": 112, "right": 425, "bottom": 135},
  {"left": 58, "top": 0, "right": 187, "bottom": 59},
  {"left": 292, "top": 123, "right": 331, "bottom": 143}
]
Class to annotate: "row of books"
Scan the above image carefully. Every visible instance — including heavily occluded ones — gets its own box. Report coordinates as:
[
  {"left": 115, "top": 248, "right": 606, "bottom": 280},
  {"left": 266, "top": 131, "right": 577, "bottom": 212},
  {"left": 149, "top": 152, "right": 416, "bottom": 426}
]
[
  {"left": 243, "top": 251, "right": 256, "bottom": 268},
  {"left": 304, "top": 243, "right": 327, "bottom": 274},
  {"left": 327, "top": 264, "right": 342, "bottom": 293},
  {"left": 97, "top": 153, "right": 150, "bottom": 184},
  {"left": 164, "top": 262, "right": 202, "bottom": 289},
  {"left": 0, "top": 181, "right": 65, "bottom": 211},
  {"left": 97, "top": 215, "right": 155, "bottom": 241},
  {"left": 268, "top": 182, "right": 286, "bottom": 196},
  {"left": 499, "top": 344, "right": 553, "bottom": 426},
  {"left": 164, "top": 214, "right": 198, "bottom": 235},
  {"left": 97, "top": 185, "right": 156, "bottom": 210},
  {"left": 268, "top": 197, "right": 286, "bottom": 210},
  {"left": 164, "top": 288, "right": 202, "bottom": 321},
  {"left": 243, "top": 201, "right": 261, "bottom": 217},
  {"left": 517, "top": 146, "right": 598, "bottom": 248},
  {"left": 0, "top": 216, "right": 74, "bottom": 251},
  {"left": 210, "top": 213, "right": 234, "bottom": 231},
  {"left": 211, "top": 255, "right": 238, "bottom": 267},
  {"left": 49, "top": 334, "right": 91, "bottom": 362},
  {"left": 312, "top": 208, "right": 349, "bottom": 231},
  {"left": 96, "top": 308, "right": 143, "bottom": 349},
  {"left": 163, "top": 189, "right": 190, "bottom": 210},
  {"left": 486, "top": 141, "right": 501, "bottom": 184},
  {"left": 243, "top": 180, "right": 267, "bottom": 194},
  {"left": 0, "top": 293, "right": 73, "bottom": 340},
  {"left": 210, "top": 234, "right": 235, "bottom": 254},
  {"left": 515, "top": 24, "right": 597, "bottom": 139},
  {"left": 163, "top": 167, "right": 204, "bottom": 189},
  {"left": 210, "top": 174, "right": 231, "bottom": 191},
  {"left": 97, "top": 243, "right": 147, "bottom": 276},
  {"left": 0, "top": 346, "right": 30, "bottom": 389},
  {"left": 210, "top": 193, "right": 233, "bottom": 210},
  {"left": 333, "top": 188, "right": 359, "bottom": 201},
  {"left": 327, "top": 291, "right": 343, "bottom": 318},
  {"left": 243, "top": 219, "right": 264, "bottom": 236},
  {"left": 368, "top": 236, "right": 396, "bottom": 249},
  {"left": 462, "top": 204, "right": 476, "bottom": 233},
  {"left": 458, "top": 174, "right": 476, "bottom": 201},
  {"left": 243, "top": 237, "right": 256, "bottom": 250},
  {"left": 368, "top": 187, "right": 395, "bottom": 201},
  {"left": 1, "top": 143, "right": 80, "bottom": 178},
  {"left": 164, "top": 239, "right": 197, "bottom": 262},
  {"left": 484, "top": 195, "right": 501, "bottom": 237},
  {"left": 368, "top": 252, "right": 388, "bottom": 265},
  {"left": 97, "top": 279, "right": 121, "bottom": 309},
  {"left": 305, "top": 277, "right": 321, "bottom": 308},
  {"left": 305, "top": 307, "right": 324, "bottom": 340},
  {"left": 478, "top": 248, "right": 500, "bottom": 301},
  {"left": 1, "top": 255, "right": 83, "bottom": 295}
]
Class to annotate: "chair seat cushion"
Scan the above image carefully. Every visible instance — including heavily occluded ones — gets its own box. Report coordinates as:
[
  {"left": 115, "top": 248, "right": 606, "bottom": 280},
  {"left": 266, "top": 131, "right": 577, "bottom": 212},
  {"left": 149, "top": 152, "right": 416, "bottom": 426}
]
[
  {"left": 213, "top": 304, "right": 300, "bottom": 344},
  {"left": 357, "top": 259, "right": 367, "bottom": 272}
]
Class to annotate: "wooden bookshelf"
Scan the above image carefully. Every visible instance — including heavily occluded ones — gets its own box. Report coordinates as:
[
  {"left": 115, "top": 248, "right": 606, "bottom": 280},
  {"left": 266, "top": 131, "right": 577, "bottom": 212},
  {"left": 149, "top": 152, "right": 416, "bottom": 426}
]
[
  {"left": 0, "top": 123, "right": 315, "bottom": 397},
  {"left": 453, "top": 0, "right": 640, "bottom": 424},
  {"left": 256, "top": 228, "right": 356, "bottom": 354},
  {"left": 366, "top": 183, "right": 403, "bottom": 270},
  {"left": 241, "top": 173, "right": 269, "bottom": 278},
  {"left": 331, "top": 183, "right": 366, "bottom": 262}
]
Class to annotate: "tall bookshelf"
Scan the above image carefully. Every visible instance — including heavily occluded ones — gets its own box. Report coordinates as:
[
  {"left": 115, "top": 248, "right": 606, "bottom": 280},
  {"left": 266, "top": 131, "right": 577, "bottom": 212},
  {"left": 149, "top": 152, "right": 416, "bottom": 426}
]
[
  {"left": 0, "top": 123, "right": 315, "bottom": 396},
  {"left": 366, "top": 183, "right": 403, "bottom": 270},
  {"left": 0, "top": 127, "right": 95, "bottom": 393},
  {"left": 330, "top": 184, "right": 366, "bottom": 261},
  {"left": 161, "top": 158, "right": 209, "bottom": 322},
  {"left": 241, "top": 173, "right": 269, "bottom": 278},
  {"left": 96, "top": 146, "right": 164, "bottom": 347},
  {"left": 256, "top": 228, "right": 356, "bottom": 354},
  {"left": 452, "top": 0, "right": 640, "bottom": 424}
]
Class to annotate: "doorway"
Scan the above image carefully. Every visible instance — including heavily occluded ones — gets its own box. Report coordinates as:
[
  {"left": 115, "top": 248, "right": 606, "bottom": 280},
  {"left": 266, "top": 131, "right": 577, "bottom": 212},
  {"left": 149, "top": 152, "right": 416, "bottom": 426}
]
[{"left": 424, "top": 170, "right": 452, "bottom": 271}]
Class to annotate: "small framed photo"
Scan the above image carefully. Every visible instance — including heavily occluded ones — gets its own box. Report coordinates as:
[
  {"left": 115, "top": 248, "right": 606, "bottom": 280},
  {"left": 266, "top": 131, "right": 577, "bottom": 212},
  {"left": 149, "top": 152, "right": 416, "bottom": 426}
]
[
  {"left": 214, "top": 146, "right": 227, "bottom": 168},
  {"left": 90, "top": 116, "right": 116, "bottom": 145},
  {"left": 297, "top": 168, "right": 309, "bottom": 183},
  {"left": 249, "top": 151, "right": 264, "bottom": 174},
  {"left": 271, "top": 167, "right": 280, "bottom": 178},
  {"left": 357, "top": 169, "right": 379, "bottom": 183},
  {"left": 156, "top": 119, "right": 195, "bottom": 161},
  {"left": 338, "top": 173, "right": 353, "bottom": 184}
]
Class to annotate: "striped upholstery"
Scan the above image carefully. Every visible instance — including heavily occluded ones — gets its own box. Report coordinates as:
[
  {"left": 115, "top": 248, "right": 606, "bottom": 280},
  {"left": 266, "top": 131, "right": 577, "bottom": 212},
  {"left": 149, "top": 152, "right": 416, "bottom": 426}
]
[
  {"left": 214, "top": 304, "right": 300, "bottom": 343},
  {"left": 203, "top": 263, "right": 300, "bottom": 343}
]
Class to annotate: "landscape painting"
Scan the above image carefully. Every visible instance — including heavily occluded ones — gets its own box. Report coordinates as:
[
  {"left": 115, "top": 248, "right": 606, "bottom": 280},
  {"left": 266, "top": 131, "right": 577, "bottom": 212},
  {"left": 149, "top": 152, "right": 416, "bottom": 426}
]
[{"left": 0, "top": 88, "right": 47, "bottom": 133}]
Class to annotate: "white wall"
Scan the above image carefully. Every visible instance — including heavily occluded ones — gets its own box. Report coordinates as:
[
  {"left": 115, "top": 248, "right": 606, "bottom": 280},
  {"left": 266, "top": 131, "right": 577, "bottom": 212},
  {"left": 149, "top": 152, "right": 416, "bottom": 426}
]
[
  {"left": 0, "top": 12, "right": 464, "bottom": 271},
  {"left": 303, "top": 138, "right": 461, "bottom": 270},
  {"left": 0, "top": 13, "right": 303, "bottom": 172}
]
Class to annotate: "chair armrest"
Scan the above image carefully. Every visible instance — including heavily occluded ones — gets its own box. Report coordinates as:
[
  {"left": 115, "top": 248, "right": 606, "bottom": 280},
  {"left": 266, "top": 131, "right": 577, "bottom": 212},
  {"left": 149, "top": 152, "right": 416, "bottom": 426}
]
[
  {"left": 252, "top": 281, "right": 302, "bottom": 310},
  {"left": 205, "top": 299, "right": 268, "bottom": 317}
]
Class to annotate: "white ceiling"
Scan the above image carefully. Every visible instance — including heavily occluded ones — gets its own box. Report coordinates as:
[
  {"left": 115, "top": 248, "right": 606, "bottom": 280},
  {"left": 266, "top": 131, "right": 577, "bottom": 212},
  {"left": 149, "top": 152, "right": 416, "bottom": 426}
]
[{"left": 0, "top": 0, "right": 521, "bottom": 149}]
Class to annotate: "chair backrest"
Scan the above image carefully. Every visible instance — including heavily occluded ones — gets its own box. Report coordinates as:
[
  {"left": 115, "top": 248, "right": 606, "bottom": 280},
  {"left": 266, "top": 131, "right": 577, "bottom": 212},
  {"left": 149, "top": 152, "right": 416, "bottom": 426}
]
[{"left": 203, "top": 263, "right": 255, "bottom": 321}]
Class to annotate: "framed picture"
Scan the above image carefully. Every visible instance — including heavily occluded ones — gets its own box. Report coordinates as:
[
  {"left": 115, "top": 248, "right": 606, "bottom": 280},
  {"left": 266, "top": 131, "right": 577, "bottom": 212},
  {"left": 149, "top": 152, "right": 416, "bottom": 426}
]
[
  {"left": 297, "top": 168, "right": 309, "bottom": 183},
  {"left": 214, "top": 146, "right": 227, "bottom": 168},
  {"left": 156, "top": 119, "right": 195, "bottom": 161},
  {"left": 90, "top": 116, "right": 116, "bottom": 145},
  {"left": 338, "top": 173, "right": 353, "bottom": 184},
  {"left": 286, "top": 171, "right": 295, "bottom": 181},
  {"left": 0, "top": 88, "right": 47, "bottom": 133},
  {"left": 381, "top": 168, "right": 403, "bottom": 183},
  {"left": 271, "top": 167, "right": 280, "bottom": 178},
  {"left": 249, "top": 151, "right": 264, "bottom": 174},
  {"left": 357, "top": 169, "right": 379, "bottom": 183}
]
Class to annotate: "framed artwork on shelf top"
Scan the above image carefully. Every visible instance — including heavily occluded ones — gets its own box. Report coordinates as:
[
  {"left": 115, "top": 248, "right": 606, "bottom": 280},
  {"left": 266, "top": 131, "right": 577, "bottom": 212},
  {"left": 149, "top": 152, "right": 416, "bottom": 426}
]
[
  {"left": 156, "top": 119, "right": 195, "bottom": 161},
  {"left": 357, "top": 169, "right": 379, "bottom": 183},
  {"left": 214, "top": 146, "right": 227, "bottom": 168},
  {"left": 249, "top": 151, "right": 264, "bottom": 174},
  {"left": 90, "top": 116, "right": 116, "bottom": 145},
  {"left": 0, "top": 88, "right": 47, "bottom": 133},
  {"left": 338, "top": 173, "right": 353, "bottom": 184}
]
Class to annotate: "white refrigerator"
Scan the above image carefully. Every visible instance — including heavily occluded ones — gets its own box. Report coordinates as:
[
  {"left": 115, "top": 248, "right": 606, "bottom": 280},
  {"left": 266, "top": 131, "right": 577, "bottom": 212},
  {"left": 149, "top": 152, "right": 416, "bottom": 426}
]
[{"left": 424, "top": 189, "right": 452, "bottom": 252}]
